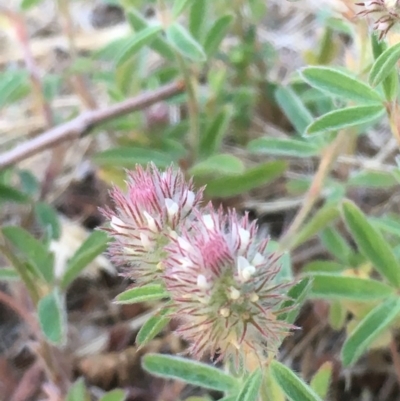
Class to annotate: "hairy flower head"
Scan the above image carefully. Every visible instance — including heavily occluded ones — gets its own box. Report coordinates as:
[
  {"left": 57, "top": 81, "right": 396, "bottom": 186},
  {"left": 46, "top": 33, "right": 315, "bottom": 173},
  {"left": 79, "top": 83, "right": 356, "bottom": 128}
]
[
  {"left": 164, "top": 205, "right": 295, "bottom": 363},
  {"left": 356, "top": 0, "right": 400, "bottom": 39},
  {"left": 102, "top": 163, "right": 203, "bottom": 285}
]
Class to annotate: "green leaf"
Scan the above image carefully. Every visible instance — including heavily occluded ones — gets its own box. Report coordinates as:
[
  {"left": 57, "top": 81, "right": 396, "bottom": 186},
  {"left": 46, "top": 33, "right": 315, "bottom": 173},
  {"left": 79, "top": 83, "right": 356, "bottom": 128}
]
[
  {"left": 370, "top": 215, "right": 400, "bottom": 237},
  {"left": 369, "top": 42, "right": 400, "bottom": 87},
  {"left": 278, "top": 277, "right": 312, "bottom": 324},
  {"left": 247, "top": 137, "right": 319, "bottom": 158},
  {"left": 173, "top": 0, "right": 192, "bottom": 18},
  {"left": 235, "top": 369, "right": 263, "bottom": 401},
  {"left": 34, "top": 202, "right": 61, "bottom": 240},
  {"left": 0, "top": 183, "right": 30, "bottom": 204},
  {"left": 348, "top": 170, "right": 398, "bottom": 188},
  {"left": 320, "top": 227, "right": 352, "bottom": 264},
  {"left": 372, "top": 34, "right": 387, "bottom": 60},
  {"left": 2, "top": 226, "right": 54, "bottom": 283},
  {"left": 264, "top": 372, "right": 286, "bottom": 401},
  {"left": 136, "top": 307, "right": 171, "bottom": 347},
  {"left": 308, "top": 273, "right": 395, "bottom": 301},
  {"left": 267, "top": 240, "right": 293, "bottom": 282},
  {"left": 329, "top": 300, "right": 347, "bottom": 330},
  {"left": 306, "top": 105, "right": 384, "bottom": 135},
  {"left": 270, "top": 360, "right": 323, "bottom": 401},
  {"left": 185, "top": 398, "right": 213, "bottom": 401},
  {"left": 166, "top": 23, "right": 206, "bottom": 62},
  {"left": 341, "top": 296, "right": 400, "bottom": 366},
  {"left": 190, "top": 154, "right": 244, "bottom": 177},
  {"left": 66, "top": 378, "right": 88, "bottom": 401},
  {"left": 302, "top": 260, "right": 345, "bottom": 273},
  {"left": 115, "top": 284, "right": 168, "bottom": 304},
  {"left": 93, "top": 147, "right": 175, "bottom": 169},
  {"left": 310, "top": 362, "right": 332, "bottom": 399},
  {"left": 189, "top": 0, "right": 208, "bottom": 40},
  {"left": 203, "top": 15, "right": 234, "bottom": 58},
  {"left": 0, "top": 268, "right": 19, "bottom": 281},
  {"left": 115, "top": 26, "right": 162, "bottom": 66},
  {"left": 18, "top": 170, "right": 39, "bottom": 196},
  {"left": 205, "top": 161, "right": 287, "bottom": 198},
  {"left": 301, "top": 66, "right": 382, "bottom": 104},
  {"left": 0, "top": 71, "right": 30, "bottom": 108},
  {"left": 342, "top": 200, "right": 400, "bottom": 287},
  {"left": 292, "top": 204, "right": 340, "bottom": 248},
  {"left": 38, "top": 289, "right": 67, "bottom": 345},
  {"left": 371, "top": 36, "right": 398, "bottom": 101},
  {"left": 20, "top": 0, "right": 44, "bottom": 9},
  {"left": 61, "top": 230, "right": 109, "bottom": 289},
  {"left": 127, "top": 11, "right": 175, "bottom": 61},
  {"left": 200, "top": 106, "right": 233, "bottom": 158},
  {"left": 142, "top": 354, "right": 238, "bottom": 392},
  {"left": 275, "top": 87, "right": 314, "bottom": 134},
  {"left": 99, "top": 389, "right": 126, "bottom": 401}
]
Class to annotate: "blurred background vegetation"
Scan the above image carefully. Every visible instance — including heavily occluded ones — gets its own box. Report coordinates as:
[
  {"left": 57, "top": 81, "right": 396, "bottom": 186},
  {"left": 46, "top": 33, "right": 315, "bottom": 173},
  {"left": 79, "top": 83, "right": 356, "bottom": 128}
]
[{"left": 3, "top": 0, "right": 400, "bottom": 400}]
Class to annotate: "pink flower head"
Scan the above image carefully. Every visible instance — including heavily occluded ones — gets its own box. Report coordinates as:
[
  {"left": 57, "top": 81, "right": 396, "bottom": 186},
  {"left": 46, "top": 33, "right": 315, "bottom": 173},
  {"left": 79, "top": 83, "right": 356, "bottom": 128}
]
[
  {"left": 356, "top": 1, "right": 400, "bottom": 39},
  {"left": 164, "top": 205, "right": 295, "bottom": 362},
  {"left": 102, "top": 163, "right": 203, "bottom": 285}
]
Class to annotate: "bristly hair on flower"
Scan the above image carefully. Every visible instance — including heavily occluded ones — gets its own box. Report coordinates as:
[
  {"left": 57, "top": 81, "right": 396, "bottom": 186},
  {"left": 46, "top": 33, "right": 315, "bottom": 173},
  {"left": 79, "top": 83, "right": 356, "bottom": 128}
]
[
  {"left": 356, "top": 0, "right": 400, "bottom": 40},
  {"left": 101, "top": 163, "right": 204, "bottom": 286},
  {"left": 163, "top": 204, "right": 296, "bottom": 365}
]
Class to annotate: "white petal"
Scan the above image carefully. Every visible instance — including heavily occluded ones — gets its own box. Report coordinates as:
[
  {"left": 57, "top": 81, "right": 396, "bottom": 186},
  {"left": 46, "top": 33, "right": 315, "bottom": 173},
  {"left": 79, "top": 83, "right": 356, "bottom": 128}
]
[
  {"left": 110, "top": 216, "right": 127, "bottom": 234},
  {"left": 178, "top": 236, "right": 193, "bottom": 252},
  {"left": 197, "top": 274, "right": 210, "bottom": 290},
  {"left": 202, "top": 214, "right": 214, "bottom": 230},
  {"left": 237, "top": 256, "right": 249, "bottom": 275},
  {"left": 169, "top": 230, "right": 178, "bottom": 239},
  {"left": 252, "top": 252, "right": 264, "bottom": 265},
  {"left": 238, "top": 228, "right": 250, "bottom": 253},
  {"left": 179, "top": 257, "right": 194, "bottom": 270},
  {"left": 165, "top": 198, "right": 179, "bottom": 220},
  {"left": 242, "top": 265, "right": 256, "bottom": 282},
  {"left": 250, "top": 293, "right": 259, "bottom": 302},
  {"left": 143, "top": 211, "right": 157, "bottom": 232},
  {"left": 237, "top": 256, "right": 256, "bottom": 282},
  {"left": 185, "top": 190, "right": 195, "bottom": 209},
  {"left": 229, "top": 287, "right": 240, "bottom": 300},
  {"left": 219, "top": 308, "right": 230, "bottom": 317},
  {"left": 140, "top": 233, "right": 152, "bottom": 250},
  {"left": 384, "top": 0, "right": 397, "bottom": 9}
]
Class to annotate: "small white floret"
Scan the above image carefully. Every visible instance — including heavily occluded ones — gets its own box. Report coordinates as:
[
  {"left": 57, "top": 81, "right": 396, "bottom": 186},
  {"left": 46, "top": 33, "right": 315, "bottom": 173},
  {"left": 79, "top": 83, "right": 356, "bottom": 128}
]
[
  {"left": 202, "top": 214, "right": 214, "bottom": 230},
  {"left": 143, "top": 211, "right": 157, "bottom": 232},
  {"left": 219, "top": 308, "right": 230, "bottom": 317},
  {"left": 197, "top": 274, "right": 210, "bottom": 290},
  {"left": 165, "top": 198, "right": 179, "bottom": 221},
  {"left": 140, "top": 233, "right": 153, "bottom": 250}
]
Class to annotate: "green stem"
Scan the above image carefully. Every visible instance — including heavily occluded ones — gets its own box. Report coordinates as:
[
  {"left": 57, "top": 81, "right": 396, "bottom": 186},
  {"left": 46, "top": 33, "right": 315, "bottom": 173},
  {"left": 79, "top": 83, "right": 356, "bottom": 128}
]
[
  {"left": 175, "top": 53, "right": 199, "bottom": 159},
  {"left": 0, "top": 234, "right": 70, "bottom": 392},
  {"left": 387, "top": 101, "right": 400, "bottom": 148},
  {"left": 157, "top": 0, "right": 199, "bottom": 160},
  {"left": 0, "top": 241, "right": 40, "bottom": 305}
]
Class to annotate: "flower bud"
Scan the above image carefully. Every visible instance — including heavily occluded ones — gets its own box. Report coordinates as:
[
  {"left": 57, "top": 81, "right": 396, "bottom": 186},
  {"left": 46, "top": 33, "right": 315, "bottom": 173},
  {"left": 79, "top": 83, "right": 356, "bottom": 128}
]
[
  {"left": 101, "top": 163, "right": 203, "bottom": 285},
  {"left": 164, "top": 205, "right": 296, "bottom": 362},
  {"left": 356, "top": 0, "right": 400, "bottom": 39}
]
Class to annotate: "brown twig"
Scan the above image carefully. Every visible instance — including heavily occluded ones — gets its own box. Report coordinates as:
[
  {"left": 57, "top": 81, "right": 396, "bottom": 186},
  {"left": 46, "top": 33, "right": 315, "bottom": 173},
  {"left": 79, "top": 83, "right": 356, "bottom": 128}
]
[
  {"left": 0, "top": 80, "right": 185, "bottom": 170},
  {"left": 0, "top": 290, "right": 39, "bottom": 333},
  {"left": 279, "top": 130, "right": 349, "bottom": 251}
]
